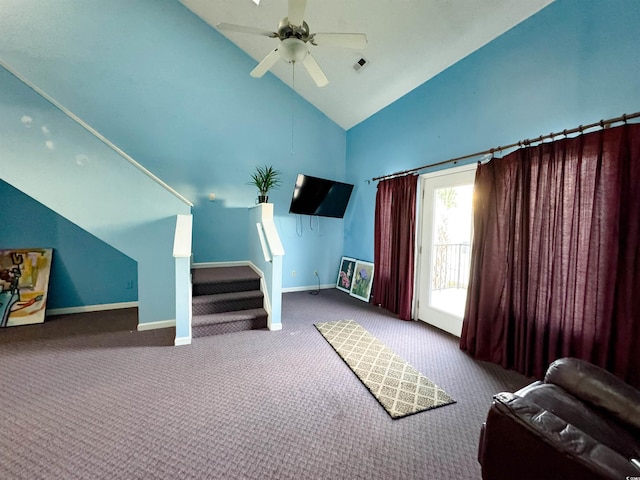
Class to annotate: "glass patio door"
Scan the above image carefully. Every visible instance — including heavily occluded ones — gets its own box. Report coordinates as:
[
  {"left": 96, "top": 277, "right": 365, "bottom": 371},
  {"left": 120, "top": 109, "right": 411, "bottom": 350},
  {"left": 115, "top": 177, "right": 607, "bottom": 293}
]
[{"left": 416, "top": 165, "right": 475, "bottom": 337}]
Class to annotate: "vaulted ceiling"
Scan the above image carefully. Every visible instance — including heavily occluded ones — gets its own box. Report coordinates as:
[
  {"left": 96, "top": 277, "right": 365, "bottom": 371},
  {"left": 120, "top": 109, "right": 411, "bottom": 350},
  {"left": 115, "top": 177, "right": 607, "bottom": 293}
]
[{"left": 181, "top": 0, "right": 553, "bottom": 130}]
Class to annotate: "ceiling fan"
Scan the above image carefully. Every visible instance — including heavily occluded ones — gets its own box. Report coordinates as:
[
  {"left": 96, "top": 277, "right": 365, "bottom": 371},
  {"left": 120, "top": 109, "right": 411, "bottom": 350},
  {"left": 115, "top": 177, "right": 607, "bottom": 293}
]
[{"left": 216, "top": 0, "right": 367, "bottom": 87}]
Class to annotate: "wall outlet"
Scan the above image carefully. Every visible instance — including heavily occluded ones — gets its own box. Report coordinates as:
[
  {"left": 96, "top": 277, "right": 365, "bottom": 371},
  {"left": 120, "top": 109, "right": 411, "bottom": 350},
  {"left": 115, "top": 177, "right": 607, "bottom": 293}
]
[
  {"left": 314, "top": 270, "right": 318, "bottom": 276},
  {"left": 291, "top": 270, "right": 296, "bottom": 277}
]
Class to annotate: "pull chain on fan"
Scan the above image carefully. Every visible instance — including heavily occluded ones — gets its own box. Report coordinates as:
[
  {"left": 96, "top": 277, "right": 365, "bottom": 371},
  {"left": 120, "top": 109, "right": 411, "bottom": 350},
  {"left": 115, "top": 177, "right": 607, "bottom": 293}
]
[{"left": 291, "top": 62, "right": 295, "bottom": 156}]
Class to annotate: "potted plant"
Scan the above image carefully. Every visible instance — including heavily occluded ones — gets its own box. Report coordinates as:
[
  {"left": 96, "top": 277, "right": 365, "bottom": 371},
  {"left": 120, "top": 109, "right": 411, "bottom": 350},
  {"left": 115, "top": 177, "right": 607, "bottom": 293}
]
[{"left": 249, "top": 165, "right": 282, "bottom": 203}]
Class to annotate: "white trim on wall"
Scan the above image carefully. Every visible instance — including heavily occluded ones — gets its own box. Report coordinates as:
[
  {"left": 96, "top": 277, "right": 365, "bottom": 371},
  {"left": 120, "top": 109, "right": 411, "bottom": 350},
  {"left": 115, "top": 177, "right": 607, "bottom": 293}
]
[
  {"left": 233, "top": 265, "right": 335, "bottom": 295},
  {"left": 46, "top": 301, "right": 138, "bottom": 316},
  {"left": 138, "top": 319, "right": 176, "bottom": 331},
  {"left": 282, "top": 284, "right": 335, "bottom": 293},
  {"left": 192, "top": 261, "right": 253, "bottom": 269},
  {"left": 174, "top": 336, "right": 192, "bottom": 346},
  {"left": 247, "top": 262, "right": 263, "bottom": 278},
  {"left": 0, "top": 60, "right": 193, "bottom": 208},
  {"left": 46, "top": 302, "right": 176, "bottom": 333}
]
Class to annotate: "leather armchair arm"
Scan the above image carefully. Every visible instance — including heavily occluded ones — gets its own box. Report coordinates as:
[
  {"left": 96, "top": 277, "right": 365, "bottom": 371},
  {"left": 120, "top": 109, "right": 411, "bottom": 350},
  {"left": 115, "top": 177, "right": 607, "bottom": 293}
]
[
  {"left": 480, "top": 392, "right": 639, "bottom": 480},
  {"left": 545, "top": 358, "right": 640, "bottom": 430}
]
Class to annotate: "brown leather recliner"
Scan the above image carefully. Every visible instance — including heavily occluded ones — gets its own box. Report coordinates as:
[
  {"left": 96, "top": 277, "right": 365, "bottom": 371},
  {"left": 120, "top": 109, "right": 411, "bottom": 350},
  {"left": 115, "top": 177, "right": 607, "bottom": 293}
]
[{"left": 478, "top": 357, "right": 640, "bottom": 480}]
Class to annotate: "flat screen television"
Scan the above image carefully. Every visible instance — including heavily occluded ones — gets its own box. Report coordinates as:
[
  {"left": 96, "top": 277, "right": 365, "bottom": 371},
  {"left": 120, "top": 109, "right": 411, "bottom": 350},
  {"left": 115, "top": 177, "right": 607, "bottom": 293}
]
[{"left": 288, "top": 174, "right": 354, "bottom": 218}]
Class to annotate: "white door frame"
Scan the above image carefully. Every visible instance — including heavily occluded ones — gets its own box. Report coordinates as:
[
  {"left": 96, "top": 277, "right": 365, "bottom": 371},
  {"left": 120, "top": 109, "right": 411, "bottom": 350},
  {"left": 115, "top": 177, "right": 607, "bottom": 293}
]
[{"left": 412, "top": 163, "right": 478, "bottom": 333}]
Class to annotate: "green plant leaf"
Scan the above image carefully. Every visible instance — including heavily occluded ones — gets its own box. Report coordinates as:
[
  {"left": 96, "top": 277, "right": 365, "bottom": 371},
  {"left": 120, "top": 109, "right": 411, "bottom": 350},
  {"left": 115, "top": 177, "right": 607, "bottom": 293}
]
[{"left": 248, "top": 165, "right": 282, "bottom": 195}]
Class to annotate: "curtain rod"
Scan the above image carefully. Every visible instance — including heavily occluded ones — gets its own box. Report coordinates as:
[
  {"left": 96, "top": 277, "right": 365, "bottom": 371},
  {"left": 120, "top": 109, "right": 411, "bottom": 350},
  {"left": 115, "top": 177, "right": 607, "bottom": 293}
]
[{"left": 371, "top": 111, "right": 640, "bottom": 182}]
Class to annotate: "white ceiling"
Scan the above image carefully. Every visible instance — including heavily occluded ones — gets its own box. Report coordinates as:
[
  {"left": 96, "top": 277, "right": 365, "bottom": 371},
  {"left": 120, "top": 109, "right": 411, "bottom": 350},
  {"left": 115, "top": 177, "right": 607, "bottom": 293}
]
[{"left": 180, "top": 0, "right": 553, "bottom": 130}]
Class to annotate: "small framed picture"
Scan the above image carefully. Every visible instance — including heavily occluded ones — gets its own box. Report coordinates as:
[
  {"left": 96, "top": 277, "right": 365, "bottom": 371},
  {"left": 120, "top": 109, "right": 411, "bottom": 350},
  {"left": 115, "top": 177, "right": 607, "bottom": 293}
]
[
  {"left": 336, "top": 256, "right": 357, "bottom": 293},
  {"left": 350, "top": 260, "right": 375, "bottom": 302}
]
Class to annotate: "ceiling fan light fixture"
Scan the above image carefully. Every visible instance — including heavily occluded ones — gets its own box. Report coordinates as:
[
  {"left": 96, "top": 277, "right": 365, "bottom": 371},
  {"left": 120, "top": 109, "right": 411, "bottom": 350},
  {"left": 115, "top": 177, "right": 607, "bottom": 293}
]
[
  {"left": 217, "top": 0, "right": 367, "bottom": 87},
  {"left": 279, "top": 37, "right": 308, "bottom": 63}
]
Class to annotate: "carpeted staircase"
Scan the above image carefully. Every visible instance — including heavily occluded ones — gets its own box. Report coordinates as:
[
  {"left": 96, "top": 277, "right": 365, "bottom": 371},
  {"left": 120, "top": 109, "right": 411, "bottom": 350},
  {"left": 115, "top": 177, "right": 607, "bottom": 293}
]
[{"left": 191, "top": 265, "right": 268, "bottom": 338}]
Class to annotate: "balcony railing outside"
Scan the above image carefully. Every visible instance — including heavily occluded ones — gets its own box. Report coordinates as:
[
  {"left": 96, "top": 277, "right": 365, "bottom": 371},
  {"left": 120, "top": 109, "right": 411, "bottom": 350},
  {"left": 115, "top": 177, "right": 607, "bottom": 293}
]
[{"left": 432, "top": 243, "right": 471, "bottom": 291}]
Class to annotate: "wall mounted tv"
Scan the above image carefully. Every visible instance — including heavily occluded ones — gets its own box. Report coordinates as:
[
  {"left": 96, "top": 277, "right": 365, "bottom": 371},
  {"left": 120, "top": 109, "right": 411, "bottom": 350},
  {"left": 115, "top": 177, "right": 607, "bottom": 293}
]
[{"left": 288, "top": 174, "right": 354, "bottom": 218}]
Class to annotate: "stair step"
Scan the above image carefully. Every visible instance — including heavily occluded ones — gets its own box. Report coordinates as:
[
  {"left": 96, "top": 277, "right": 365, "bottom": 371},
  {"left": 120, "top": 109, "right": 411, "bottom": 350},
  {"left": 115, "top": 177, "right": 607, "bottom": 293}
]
[
  {"left": 192, "top": 308, "right": 268, "bottom": 337},
  {"left": 190, "top": 266, "right": 267, "bottom": 338},
  {"left": 192, "top": 266, "right": 260, "bottom": 296},
  {"left": 192, "top": 290, "right": 264, "bottom": 315}
]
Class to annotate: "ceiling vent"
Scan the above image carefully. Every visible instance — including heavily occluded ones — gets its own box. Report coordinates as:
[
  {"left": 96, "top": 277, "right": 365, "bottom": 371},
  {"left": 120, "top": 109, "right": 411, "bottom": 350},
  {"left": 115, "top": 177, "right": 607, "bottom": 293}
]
[{"left": 353, "top": 57, "right": 368, "bottom": 72}]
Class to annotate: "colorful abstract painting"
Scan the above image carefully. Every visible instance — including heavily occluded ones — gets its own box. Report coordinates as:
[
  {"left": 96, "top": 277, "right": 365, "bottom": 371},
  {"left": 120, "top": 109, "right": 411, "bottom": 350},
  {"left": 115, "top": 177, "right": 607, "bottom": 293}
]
[{"left": 0, "top": 248, "right": 53, "bottom": 327}]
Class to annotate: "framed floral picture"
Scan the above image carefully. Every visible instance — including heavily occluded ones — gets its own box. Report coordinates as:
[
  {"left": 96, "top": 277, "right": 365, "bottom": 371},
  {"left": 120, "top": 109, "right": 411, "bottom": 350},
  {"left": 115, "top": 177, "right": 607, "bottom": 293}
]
[
  {"left": 336, "top": 256, "right": 357, "bottom": 293},
  {"left": 350, "top": 260, "right": 375, "bottom": 302}
]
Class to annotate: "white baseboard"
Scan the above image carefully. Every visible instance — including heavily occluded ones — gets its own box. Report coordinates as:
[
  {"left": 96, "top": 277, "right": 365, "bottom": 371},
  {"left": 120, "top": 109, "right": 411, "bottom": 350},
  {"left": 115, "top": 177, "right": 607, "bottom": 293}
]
[
  {"left": 247, "top": 263, "right": 263, "bottom": 277},
  {"left": 192, "top": 261, "right": 252, "bottom": 269},
  {"left": 47, "top": 301, "right": 138, "bottom": 316},
  {"left": 282, "top": 284, "right": 335, "bottom": 293},
  {"left": 268, "top": 323, "right": 282, "bottom": 331},
  {"left": 137, "top": 319, "right": 176, "bottom": 331},
  {"left": 174, "top": 336, "right": 192, "bottom": 346}
]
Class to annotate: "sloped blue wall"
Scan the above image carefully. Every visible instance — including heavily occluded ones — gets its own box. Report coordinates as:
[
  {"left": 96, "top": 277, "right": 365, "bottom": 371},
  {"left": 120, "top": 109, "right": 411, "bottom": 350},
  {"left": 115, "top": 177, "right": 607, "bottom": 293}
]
[
  {"left": 0, "top": 180, "right": 138, "bottom": 309},
  {"left": 344, "top": 0, "right": 640, "bottom": 262},
  {"left": 0, "top": 64, "right": 190, "bottom": 324},
  {"left": 0, "top": 0, "right": 346, "bottom": 307}
]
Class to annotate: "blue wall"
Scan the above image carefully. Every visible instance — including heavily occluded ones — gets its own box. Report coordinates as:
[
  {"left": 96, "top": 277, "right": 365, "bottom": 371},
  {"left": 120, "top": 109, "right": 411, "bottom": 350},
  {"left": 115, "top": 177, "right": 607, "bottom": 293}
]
[
  {"left": 0, "top": 0, "right": 346, "bottom": 307},
  {"left": 2, "top": 0, "right": 639, "bottom": 309},
  {"left": 344, "top": 0, "right": 640, "bottom": 261},
  {"left": 0, "top": 180, "right": 138, "bottom": 309},
  {"left": 0, "top": 62, "right": 190, "bottom": 325}
]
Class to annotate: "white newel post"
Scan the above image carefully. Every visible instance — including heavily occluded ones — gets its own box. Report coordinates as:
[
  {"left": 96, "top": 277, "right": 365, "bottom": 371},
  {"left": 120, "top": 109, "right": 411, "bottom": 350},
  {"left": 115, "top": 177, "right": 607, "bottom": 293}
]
[{"left": 249, "top": 204, "right": 284, "bottom": 330}]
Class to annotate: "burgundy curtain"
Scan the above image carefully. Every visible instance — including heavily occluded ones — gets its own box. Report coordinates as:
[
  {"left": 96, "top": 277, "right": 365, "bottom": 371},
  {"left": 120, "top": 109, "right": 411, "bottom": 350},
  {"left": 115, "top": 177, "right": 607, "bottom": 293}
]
[
  {"left": 460, "top": 123, "right": 640, "bottom": 387},
  {"left": 373, "top": 175, "right": 418, "bottom": 320}
]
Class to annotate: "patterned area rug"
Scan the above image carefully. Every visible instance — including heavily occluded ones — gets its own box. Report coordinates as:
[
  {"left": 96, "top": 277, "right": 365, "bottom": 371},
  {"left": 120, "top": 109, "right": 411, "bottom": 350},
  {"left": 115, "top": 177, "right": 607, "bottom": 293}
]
[{"left": 315, "top": 319, "right": 456, "bottom": 419}]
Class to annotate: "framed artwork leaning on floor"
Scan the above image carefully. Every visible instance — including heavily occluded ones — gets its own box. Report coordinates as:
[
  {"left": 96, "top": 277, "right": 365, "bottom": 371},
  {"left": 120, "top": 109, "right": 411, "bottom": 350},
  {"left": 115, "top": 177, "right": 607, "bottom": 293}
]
[
  {"left": 0, "top": 248, "right": 53, "bottom": 327},
  {"left": 336, "top": 256, "right": 357, "bottom": 293},
  {"left": 350, "top": 260, "right": 374, "bottom": 302}
]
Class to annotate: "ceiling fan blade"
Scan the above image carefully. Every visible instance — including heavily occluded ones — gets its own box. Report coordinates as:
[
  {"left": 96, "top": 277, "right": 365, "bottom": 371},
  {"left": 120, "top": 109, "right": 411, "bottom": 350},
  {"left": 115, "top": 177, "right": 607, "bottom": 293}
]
[
  {"left": 312, "top": 33, "right": 367, "bottom": 49},
  {"left": 302, "top": 53, "right": 328, "bottom": 87},
  {"left": 288, "top": 0, "right": 307, "bottom": 26},
  {"left": 250, "top": 48, "right": 281, "bottom": 78},
  {"left": 216, "top": 23, "right": 276, "bottom": 37}
]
